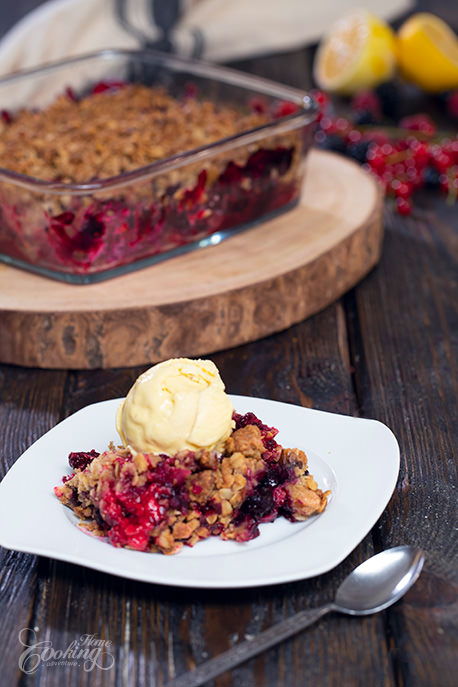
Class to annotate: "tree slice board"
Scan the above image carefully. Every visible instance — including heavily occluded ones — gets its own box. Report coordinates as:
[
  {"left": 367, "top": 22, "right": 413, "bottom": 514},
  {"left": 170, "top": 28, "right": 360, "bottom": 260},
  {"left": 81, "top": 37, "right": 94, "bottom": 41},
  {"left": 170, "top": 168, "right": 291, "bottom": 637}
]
[{"left": 0, "top": 150, "right": 383, "bottom": 369}]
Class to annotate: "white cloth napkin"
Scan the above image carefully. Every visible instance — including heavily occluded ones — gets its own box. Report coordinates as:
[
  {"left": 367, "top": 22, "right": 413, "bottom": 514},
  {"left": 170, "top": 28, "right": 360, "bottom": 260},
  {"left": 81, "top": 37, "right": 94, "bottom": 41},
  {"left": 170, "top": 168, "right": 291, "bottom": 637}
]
[{"left": 0, "top": 0, "right": 413, "bottom": 76}]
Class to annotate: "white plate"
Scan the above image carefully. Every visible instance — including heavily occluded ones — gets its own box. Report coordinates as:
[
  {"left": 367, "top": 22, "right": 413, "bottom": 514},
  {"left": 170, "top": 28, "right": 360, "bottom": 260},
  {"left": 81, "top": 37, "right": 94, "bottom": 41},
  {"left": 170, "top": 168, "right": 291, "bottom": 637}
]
[{"left": 0, "top": 396, "right": 399, "bottom": 588}]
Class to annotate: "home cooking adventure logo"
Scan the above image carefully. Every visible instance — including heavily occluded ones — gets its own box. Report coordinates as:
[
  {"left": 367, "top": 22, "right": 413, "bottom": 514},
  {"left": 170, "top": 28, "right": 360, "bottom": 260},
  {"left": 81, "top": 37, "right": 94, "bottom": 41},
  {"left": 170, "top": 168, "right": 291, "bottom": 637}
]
[{"left": 18, "top": 627, "right": 115, "bottom": 673}]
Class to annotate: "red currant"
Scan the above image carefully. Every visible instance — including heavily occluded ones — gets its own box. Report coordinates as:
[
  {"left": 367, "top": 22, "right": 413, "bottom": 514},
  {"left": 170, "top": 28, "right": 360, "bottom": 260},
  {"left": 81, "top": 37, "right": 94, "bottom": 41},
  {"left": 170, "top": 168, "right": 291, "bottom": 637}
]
[
  {"left": 399, "top": 114, "right": 436, "bottom": 136},
  {"left": 395, "top": 196, "right": 412, "bottom": 215}
]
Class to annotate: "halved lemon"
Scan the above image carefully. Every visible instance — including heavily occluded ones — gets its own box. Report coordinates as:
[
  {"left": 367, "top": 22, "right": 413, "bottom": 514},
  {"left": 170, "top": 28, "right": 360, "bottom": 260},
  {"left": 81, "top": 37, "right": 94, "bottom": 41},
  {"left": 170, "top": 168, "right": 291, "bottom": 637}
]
[
  {"left": 397, "top": 13, "right": 458, "bottom": 92},
  {"left": 313, "top": 9, "right": 397, "bottom": 95}
]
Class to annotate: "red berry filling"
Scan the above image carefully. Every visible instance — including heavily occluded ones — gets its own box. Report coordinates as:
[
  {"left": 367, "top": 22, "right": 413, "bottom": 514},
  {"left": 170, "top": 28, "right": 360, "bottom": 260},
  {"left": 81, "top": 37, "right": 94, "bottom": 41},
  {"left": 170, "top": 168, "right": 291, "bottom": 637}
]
[{"left": 43, "top": 145, "right": 296, "bottom": 271}]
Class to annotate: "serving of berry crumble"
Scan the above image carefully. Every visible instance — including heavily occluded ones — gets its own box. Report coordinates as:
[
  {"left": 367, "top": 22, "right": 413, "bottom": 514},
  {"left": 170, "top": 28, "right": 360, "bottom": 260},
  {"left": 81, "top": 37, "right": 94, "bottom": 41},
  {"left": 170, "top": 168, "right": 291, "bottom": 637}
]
[{"left": 54, "top": 412, "right": 329, "bottom": 555}]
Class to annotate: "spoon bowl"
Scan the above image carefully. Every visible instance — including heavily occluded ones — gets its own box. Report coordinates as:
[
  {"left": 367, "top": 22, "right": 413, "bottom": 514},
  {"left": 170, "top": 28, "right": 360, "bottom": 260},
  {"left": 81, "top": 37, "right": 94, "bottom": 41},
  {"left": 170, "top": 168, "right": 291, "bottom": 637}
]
[{"left": 334, "top": 545, "right": 425, "bottom": 615}]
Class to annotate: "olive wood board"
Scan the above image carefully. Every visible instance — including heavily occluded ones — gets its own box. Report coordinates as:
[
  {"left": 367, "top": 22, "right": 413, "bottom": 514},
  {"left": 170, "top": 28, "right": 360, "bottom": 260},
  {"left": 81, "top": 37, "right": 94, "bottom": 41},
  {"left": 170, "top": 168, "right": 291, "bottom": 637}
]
[{"left": 0, "top": 150, "right": 384, "bottom": 369}]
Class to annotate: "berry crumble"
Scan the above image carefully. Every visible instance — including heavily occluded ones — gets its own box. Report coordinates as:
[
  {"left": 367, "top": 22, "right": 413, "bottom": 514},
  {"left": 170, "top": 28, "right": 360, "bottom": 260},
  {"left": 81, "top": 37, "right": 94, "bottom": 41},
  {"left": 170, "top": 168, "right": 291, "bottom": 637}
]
[
  {"left": 0, "top": 68, "right": 312, "bottom": 280},
  {"left": 54, "top": 412, "right": 329, "bottom": 555}
]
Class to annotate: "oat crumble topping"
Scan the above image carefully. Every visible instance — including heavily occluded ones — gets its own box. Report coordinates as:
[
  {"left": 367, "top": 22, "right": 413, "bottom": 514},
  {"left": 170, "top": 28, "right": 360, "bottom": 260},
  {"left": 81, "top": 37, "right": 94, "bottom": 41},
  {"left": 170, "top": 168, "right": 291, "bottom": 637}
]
[{"left": 0, "top": 84, "right": 269, "bottom": 183}]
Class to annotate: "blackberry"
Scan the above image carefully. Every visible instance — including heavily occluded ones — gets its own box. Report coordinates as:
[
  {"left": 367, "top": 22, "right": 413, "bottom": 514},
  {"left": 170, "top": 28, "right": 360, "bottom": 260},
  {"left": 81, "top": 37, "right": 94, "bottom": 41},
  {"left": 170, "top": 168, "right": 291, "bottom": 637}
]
[
  {"left": 347, "top": 140, "right": 371, "bottom": 163},
  {"left": 423, "top": 166, "right": 441, "bottom": 188},
  {"left": 353, "top": 110, "right": 377, "bottom": 126},
  {"left": 375, "top": 82, "right": 401, "bottom": 120},
  {"left": 319, "top": 134, "right": 347, "bottom": 154}
]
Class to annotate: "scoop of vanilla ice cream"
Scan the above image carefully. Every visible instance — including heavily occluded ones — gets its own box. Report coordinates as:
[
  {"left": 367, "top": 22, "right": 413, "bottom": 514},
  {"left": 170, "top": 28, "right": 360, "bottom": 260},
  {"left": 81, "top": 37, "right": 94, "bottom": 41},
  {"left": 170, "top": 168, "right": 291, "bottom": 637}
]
[{"left": 116, "top": 358, "right": 234, "bottom": 455}]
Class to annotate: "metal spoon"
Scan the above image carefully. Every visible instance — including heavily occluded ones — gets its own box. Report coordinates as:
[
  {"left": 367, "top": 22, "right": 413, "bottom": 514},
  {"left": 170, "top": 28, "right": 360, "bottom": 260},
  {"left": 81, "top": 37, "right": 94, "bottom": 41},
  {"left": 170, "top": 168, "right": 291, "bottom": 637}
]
[{"left": 164, "top": 546, "right": 424, "bottom": 687}]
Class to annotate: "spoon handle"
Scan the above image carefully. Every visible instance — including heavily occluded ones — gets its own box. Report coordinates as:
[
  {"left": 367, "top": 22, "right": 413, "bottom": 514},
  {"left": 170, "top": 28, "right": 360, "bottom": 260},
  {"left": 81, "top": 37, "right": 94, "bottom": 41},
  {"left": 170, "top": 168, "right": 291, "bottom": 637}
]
[{"left": 164, "top": 604, "right": 332, "bottom": 687}]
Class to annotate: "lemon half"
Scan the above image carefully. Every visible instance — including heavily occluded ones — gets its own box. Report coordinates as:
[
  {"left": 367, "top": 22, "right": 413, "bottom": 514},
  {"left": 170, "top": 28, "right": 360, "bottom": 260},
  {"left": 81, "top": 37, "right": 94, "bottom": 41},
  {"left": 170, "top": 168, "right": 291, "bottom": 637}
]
[
  {"left": 397, "top": 13, "right": 458, "bottom": 92},
  {"left": 313, "top": 9, "right": 397, "bottom": 95}
]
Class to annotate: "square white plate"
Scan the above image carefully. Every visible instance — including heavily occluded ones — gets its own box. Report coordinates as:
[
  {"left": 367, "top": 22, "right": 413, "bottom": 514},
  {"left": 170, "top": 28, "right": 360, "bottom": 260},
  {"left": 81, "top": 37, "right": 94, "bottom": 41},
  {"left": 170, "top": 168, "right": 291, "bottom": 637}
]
[{"left": 0, "top": 395, "right": 399, "bottom": 588}]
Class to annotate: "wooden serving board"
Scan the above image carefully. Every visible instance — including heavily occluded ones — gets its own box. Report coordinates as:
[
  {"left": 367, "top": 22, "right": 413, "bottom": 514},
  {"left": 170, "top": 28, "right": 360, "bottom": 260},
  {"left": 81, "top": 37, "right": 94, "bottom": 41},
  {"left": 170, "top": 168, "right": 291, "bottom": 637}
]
[{"left": 0, "top": 150, "right": 383, "bottom": 369}]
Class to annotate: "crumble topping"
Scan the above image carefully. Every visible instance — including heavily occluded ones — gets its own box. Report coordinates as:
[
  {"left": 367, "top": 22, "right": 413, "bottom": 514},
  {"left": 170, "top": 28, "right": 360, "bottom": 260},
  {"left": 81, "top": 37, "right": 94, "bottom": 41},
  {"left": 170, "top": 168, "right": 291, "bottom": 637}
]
[
  {"left": 0, "top": 84, "right": 270, "bottom": 183},
  {"left": 54, "top": 413, "right": 329, "bottom": 555}
]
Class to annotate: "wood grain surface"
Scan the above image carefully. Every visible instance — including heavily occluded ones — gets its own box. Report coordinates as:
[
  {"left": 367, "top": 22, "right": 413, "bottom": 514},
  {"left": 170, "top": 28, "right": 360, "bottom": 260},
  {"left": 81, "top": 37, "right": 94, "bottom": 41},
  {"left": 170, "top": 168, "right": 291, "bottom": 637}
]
[
  {"left": 0, "top": 150, "right": 382, "bottom": 369},
  {"left": 0, "top": 1, "right": 457, "bottom": 687}
]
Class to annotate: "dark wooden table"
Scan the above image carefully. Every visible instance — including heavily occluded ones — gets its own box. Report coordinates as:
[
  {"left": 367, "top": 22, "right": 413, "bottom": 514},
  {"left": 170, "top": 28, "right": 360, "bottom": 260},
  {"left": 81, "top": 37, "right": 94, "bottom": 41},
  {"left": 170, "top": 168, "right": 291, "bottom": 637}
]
[{"left": 1, "top": 1, "right": 457, "bottom": 686}]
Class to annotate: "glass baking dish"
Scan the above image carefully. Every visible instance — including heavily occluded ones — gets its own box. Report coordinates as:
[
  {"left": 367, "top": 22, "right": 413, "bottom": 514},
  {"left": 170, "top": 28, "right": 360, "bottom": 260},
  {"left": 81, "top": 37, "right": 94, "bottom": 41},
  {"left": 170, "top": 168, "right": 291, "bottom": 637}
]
[{"left": 0, "top": 49, "right": 318, "bottom": 283}]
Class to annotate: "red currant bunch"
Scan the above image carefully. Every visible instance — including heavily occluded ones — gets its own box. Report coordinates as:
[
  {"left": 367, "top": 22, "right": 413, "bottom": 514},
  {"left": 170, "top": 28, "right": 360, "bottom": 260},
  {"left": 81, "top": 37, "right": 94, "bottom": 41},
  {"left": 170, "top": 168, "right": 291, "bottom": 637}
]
[{"left": 311, "top": 87, "right": 458, "bottom": 215}]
